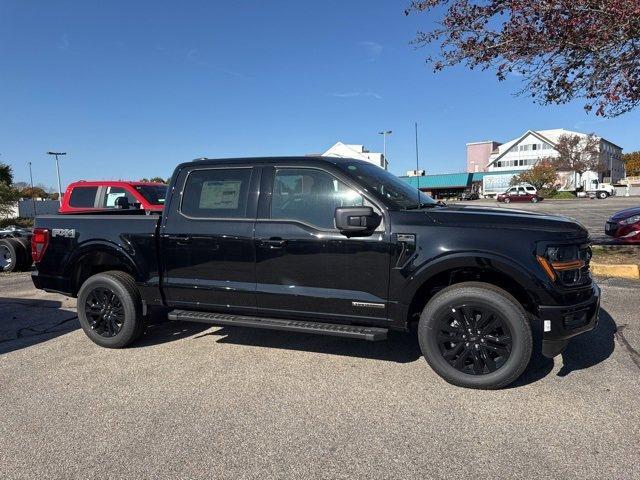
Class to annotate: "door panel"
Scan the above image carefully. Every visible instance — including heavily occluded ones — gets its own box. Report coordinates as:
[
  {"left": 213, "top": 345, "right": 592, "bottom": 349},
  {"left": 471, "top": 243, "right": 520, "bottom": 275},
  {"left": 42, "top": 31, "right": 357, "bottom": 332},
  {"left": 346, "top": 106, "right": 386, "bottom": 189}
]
[
  {"left": 255, "top": 166, "right": 391, "bottom": 323},
  {"left": 160, "top": 166, "right": 259, "bottom": 313}
]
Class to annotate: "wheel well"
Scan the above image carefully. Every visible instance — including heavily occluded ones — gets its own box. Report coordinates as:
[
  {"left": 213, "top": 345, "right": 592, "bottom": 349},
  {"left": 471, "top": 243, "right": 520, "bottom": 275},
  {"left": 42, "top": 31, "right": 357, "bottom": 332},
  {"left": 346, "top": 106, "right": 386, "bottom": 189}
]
[
  {"left": 407, "top": 267, "right": 535, "bottom": 329},
  {"left": 72, "top": 250, "right": 134, "bottom": 295}
]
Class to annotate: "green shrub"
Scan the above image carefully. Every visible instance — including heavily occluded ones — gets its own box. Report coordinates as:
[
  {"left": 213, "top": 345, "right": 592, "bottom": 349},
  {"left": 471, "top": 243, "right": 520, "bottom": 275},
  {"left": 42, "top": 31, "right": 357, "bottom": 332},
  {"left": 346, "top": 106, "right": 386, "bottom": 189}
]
[
  {"left": 546, "top": 191, "right": 576, "bottom": 200},
  {"left": 0, "top": 217, "right": 34, "bottom": 229}
]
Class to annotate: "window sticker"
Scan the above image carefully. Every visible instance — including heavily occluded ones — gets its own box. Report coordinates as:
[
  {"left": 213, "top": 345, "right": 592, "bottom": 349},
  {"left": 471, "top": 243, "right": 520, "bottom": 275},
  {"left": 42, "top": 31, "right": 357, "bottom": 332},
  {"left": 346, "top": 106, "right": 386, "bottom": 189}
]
[{"left": 199, "top": 180, "right": 242, "bottom": 209}]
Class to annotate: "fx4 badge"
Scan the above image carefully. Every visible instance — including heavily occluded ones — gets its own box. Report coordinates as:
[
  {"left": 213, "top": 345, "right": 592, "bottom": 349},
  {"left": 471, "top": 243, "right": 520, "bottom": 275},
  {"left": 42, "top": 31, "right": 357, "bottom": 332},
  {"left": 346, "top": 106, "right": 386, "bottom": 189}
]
[{"left": 52, "top": 228, "right": 76, "bottom": 238}]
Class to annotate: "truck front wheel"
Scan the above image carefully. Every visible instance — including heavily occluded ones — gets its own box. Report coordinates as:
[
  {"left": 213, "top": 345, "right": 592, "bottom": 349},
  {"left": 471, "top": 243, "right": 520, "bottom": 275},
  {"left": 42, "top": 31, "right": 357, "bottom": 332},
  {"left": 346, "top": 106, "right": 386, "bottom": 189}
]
[
  {"left": 597, "top": 191, "right": 609, "bottom": 199},
  {"left": 77, "top": 271, "right": 145, "bottom": 348},
  {"left": 418, "top": 282, "right": 532, "bottom": 389}
]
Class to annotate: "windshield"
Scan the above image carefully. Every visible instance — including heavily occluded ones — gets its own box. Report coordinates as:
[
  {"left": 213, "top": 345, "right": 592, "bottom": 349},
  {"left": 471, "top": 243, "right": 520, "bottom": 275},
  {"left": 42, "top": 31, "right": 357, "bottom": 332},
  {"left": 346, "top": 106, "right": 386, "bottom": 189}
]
[
  {"left": 336, "top": 162, "right": 436, "bottom": 210},
  {"left": 134, "top": 185, "right": 168, "bottom": 205}
]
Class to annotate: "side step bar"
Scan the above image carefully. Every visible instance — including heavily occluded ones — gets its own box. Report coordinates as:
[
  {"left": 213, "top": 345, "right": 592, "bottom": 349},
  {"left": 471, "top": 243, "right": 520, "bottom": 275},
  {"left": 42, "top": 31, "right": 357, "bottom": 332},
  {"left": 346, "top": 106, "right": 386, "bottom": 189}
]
[{"left": 167, "top": 309, "right": 388, "bottom": 341}]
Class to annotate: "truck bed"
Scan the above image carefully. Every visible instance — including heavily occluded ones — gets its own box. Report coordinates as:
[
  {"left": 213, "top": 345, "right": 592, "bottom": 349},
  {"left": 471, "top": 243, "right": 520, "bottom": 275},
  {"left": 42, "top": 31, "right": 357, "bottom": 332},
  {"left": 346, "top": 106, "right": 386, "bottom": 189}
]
[{"left": 32, "top": 214, "right": 161, "bottom": 298}]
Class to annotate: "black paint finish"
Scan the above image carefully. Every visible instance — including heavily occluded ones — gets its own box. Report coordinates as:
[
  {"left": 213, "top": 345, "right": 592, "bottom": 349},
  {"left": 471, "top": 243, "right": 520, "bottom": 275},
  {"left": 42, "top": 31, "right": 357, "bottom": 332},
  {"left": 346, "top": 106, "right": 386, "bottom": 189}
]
[{"left": 32, "top": 156, "right": 599, "bottom": 352}]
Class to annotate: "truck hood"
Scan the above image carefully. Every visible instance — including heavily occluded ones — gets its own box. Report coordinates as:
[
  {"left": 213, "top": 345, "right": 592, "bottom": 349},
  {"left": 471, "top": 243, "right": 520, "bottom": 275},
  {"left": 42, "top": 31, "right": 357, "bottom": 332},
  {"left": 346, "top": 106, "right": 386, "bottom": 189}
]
[{"left": 422, "top": 205, "right": 588, "bottom": 239}]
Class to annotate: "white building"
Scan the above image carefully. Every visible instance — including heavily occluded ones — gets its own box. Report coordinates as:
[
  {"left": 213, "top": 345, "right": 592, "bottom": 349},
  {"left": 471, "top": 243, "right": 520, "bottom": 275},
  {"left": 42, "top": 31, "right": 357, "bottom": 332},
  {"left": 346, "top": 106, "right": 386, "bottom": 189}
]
[
  {"left": 323, "top": 142, "right": 388, "bottom": 169},
  {"left": 485, "top": 129, "right": 624, "bottom": 189}
]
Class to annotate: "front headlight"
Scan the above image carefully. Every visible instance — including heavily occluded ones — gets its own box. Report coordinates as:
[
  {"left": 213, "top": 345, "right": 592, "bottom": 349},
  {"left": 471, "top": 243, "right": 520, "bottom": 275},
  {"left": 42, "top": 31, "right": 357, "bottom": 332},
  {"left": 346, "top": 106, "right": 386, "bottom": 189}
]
[
  {"left": 620, "top": 215, "right": 640, "bottom": 226},
  {"left": 536, "top": 245, "right": 590, "bottom": 284}
]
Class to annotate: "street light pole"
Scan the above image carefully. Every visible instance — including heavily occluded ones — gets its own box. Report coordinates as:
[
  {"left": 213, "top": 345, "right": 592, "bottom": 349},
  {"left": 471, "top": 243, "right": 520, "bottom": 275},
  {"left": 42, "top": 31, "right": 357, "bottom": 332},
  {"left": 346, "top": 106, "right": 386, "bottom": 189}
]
[
  {"left": 28, "top": 161, "right": 37, "bottom": 217},
  {"left": 377, "top": 130, "right": 392, "bottom": 168},
  {"left": 47, "top": 152, "right": 66, "bottom": 202}
]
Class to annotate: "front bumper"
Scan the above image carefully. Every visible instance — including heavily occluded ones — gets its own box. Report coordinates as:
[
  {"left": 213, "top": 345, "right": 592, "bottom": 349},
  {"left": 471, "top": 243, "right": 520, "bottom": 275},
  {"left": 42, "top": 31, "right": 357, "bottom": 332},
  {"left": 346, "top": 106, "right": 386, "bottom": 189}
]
[{"left": 538, "top": 282, "right": 601, "bottom": 357}]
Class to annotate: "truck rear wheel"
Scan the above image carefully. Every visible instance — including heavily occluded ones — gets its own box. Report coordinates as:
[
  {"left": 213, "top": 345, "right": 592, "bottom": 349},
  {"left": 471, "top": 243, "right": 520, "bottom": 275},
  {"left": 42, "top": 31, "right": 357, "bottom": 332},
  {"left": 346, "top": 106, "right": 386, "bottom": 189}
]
[
  {"left": 77, "top": 271, "right": 145, "bottom": 348},
  {"left": 418, "top": 282, "right": 532, "bottom": 389}
]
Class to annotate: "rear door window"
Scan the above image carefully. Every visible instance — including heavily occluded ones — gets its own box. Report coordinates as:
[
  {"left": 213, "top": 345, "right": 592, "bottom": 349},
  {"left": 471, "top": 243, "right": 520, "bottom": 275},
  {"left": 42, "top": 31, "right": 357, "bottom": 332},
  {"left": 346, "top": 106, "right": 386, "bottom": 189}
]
[
  {"left": 68, "top": 186, "right": 98, "bottom": 208},
  {"left": 181, "top": 168, "right": 252, "bottom": 218},
  {"left": 101, "top": 187, "right": 136, "bottom": 208}
]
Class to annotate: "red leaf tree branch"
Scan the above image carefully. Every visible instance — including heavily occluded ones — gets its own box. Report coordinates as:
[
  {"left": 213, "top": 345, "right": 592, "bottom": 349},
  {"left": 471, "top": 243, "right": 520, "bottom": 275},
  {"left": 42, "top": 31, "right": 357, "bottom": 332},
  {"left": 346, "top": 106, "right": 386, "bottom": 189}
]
[{"left": 406, "top": 1, "right": 640, "bottom": 117}]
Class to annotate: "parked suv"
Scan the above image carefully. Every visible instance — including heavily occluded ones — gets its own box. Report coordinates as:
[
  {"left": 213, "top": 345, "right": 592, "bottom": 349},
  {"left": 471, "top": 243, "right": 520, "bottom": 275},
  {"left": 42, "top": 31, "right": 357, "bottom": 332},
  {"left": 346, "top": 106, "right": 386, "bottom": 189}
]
[
  {"left": 497, "top": 185, "right": 542, "bottom": 203},
  {"left": 60, "top": 181, "right": 167, "bottom": 214},
  {"left": 31, "top": 157, "right": 599, "bottom": 389}
]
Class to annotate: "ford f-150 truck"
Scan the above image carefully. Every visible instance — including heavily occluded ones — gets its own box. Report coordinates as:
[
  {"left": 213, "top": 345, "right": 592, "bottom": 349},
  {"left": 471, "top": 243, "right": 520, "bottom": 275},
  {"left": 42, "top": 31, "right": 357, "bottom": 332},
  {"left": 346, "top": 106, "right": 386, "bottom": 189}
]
[{"left": 31, "top": 157, "right": 600, "bottom": 389}]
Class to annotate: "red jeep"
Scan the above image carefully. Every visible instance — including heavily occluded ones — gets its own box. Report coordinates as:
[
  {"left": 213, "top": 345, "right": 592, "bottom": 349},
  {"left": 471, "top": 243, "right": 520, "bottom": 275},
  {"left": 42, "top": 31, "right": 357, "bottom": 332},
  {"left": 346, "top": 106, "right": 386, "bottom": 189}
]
[{"left": 59, "top": 181, "right": 167, "bottom": 214}]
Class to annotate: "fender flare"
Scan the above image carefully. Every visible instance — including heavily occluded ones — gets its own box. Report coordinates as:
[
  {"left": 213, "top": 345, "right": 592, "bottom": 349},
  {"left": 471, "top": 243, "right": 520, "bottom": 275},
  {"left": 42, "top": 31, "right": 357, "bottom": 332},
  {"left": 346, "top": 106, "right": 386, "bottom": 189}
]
[
  {"left": 64, "top": 240, "right": 143, "bottom": 286},
  {"left": 400, "top": 251, "right": 544, "bottom": 308}
]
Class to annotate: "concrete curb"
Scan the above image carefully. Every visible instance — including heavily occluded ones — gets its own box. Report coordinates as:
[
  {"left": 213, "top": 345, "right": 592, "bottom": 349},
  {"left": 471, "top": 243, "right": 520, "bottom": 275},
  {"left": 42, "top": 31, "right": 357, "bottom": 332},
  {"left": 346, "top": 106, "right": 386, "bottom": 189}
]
[{"left": 591, "top": 262, "right": 640, "bottom": 279}]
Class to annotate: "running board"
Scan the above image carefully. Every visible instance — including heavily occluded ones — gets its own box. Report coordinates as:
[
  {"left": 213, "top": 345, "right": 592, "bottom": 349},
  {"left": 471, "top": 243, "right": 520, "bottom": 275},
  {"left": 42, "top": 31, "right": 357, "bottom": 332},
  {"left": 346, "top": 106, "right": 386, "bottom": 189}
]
[{"left": 167, "top": 310, "right": 388, "bottom": 341}]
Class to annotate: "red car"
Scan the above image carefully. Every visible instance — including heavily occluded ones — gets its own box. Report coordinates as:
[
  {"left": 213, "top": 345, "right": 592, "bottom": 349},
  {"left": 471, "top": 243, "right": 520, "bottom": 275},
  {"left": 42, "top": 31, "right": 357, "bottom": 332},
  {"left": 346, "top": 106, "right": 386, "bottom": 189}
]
[
  {"left": 605, "top": 206, "right": 640, "bottom": 243},
  {"left": 496, "top": 185, "right": 543, "bottom": 203},
  {"left": 60, "top": 181, "right": 167, "bottom": 214}
]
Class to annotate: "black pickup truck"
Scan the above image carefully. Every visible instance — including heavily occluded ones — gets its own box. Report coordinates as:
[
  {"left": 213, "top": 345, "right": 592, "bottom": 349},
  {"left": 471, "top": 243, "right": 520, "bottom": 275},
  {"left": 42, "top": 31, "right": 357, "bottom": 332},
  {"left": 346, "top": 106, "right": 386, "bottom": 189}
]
[{"left": 32, "top": 157, "right": 600, "bottom": 389}]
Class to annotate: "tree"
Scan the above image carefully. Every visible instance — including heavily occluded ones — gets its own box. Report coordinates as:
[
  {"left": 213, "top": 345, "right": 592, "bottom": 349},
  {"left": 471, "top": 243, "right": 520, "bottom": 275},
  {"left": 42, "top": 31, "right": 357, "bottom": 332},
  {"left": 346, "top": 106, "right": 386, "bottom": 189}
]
[
  {"left": 20, "top": 186, "right": 49, "bottom": 199},
  {"left": 0, "top": 183, "right": 20, "bottom": 216},
  {"left": 510, "top": 160, "right": 558, "bottom": 190},
  {"left": 622, "top": 151, "right": 640, "bottom": 176},
  {"left": 149, "top": 177, "right": 167, "bottom": 184},
  {"left": 405, "top": 1, "right": 640, "bottom": 117},
  {"left": 552, "top": 133, "right": 600, "bottom": 188},
  {"left": 0, "top": 162, "right": 13, "bottom": 185}
]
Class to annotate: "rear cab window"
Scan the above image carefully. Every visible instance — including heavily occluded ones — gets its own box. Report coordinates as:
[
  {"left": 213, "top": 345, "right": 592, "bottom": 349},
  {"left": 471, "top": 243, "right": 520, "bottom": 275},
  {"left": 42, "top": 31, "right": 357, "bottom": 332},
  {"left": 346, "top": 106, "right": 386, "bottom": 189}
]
[{"left": 68, "top": 186, "right": 98, "bottom": 208}]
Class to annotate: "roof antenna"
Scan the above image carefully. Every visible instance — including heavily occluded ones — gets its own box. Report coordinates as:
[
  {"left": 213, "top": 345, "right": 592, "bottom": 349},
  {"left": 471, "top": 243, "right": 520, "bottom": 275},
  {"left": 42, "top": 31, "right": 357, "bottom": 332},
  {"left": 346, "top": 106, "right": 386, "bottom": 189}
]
[{"left": 415, "top": 121, "right": 420, "bottom": 205}]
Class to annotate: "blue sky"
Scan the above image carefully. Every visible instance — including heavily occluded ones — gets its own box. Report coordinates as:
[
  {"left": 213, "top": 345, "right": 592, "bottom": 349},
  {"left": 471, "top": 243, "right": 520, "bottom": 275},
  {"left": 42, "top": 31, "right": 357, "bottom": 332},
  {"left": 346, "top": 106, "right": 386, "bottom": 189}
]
[{"left": 1, "top": 0, "right": 639, "bottom": 189}]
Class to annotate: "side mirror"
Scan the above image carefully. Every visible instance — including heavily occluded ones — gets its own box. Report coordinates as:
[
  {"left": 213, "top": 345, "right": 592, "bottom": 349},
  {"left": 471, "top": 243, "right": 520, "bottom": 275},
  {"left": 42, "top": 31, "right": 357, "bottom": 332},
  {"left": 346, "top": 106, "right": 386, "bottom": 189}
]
[
  {"left": 114, "top": 196, "right": 130, "bottom": 210},
  {"left": 334, "top": 206, "right": 381, "bottom": 237}
]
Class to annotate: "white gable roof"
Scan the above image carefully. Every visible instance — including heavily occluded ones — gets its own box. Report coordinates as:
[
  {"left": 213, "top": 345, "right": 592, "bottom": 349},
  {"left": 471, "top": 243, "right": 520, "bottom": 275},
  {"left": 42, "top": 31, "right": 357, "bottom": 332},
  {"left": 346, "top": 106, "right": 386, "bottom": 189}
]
[{"left": 322, "top": 141, "right": 387, "bottom": 169}]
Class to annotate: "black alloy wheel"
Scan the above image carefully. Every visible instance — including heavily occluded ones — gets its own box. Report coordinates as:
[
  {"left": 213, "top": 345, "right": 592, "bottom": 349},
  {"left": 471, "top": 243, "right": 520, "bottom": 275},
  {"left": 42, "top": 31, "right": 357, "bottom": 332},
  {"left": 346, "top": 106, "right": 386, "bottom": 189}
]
[
  {"left": 418, "top": 282, "right": 532, "bottom": 389},
  {"left": 436, "top": 303, "right": 512, "bottom": 375},
  {"left": 77, "top": 271, "right": 145, "bottom": 348},
  {"left": 85, "top": 287, "right": 126, "bottom": 337}
]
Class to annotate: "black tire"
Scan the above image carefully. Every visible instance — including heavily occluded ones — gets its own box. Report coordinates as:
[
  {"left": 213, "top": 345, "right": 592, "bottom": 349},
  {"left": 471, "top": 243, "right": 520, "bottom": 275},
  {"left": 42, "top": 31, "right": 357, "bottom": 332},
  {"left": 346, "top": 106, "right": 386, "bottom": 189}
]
[
  {"left": 13, "top": 237, "right": 32, "bottom": 271},
  {"left": 0, "top": 238, "right": 19, "bottom": 273},
  {"left": 530, "top": 197, "right": 539, "bottom": 203},
  {"left": 77, "top": 271, "right": 145, "bottom": 348},
  {"left": 597, "top": 191, "right": 608, "bottom": 199},
  {"left": 503, "top": 197, "right": 510, "bottom": 204},
  {"left": 418, "top": 282, "right": 532, "bottom": 389}
]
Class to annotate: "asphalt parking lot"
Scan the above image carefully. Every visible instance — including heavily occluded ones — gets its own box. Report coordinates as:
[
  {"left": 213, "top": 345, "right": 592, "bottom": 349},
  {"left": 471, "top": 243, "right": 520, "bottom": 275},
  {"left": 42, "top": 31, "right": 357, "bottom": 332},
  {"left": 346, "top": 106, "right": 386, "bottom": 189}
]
[
  {"left": 463, "top": 196, "right": 640, "bottom": 244},
  {"left": 1, "top": 272, "right": 639, "bottom": 479}
]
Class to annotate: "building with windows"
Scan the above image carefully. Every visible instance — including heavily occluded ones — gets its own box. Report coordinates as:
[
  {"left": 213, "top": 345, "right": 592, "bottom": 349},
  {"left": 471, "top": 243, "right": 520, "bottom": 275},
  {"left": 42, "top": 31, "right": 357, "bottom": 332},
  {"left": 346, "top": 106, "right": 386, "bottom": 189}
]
[
  {"left": 323, "top": 142, "right": 388, "bottom": 169},
  {"left": 466, "top": 141, "right": 502, "bottom": 173},
  {"left": 469, "top": 129, "right": 624, "bottom": 189}
]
